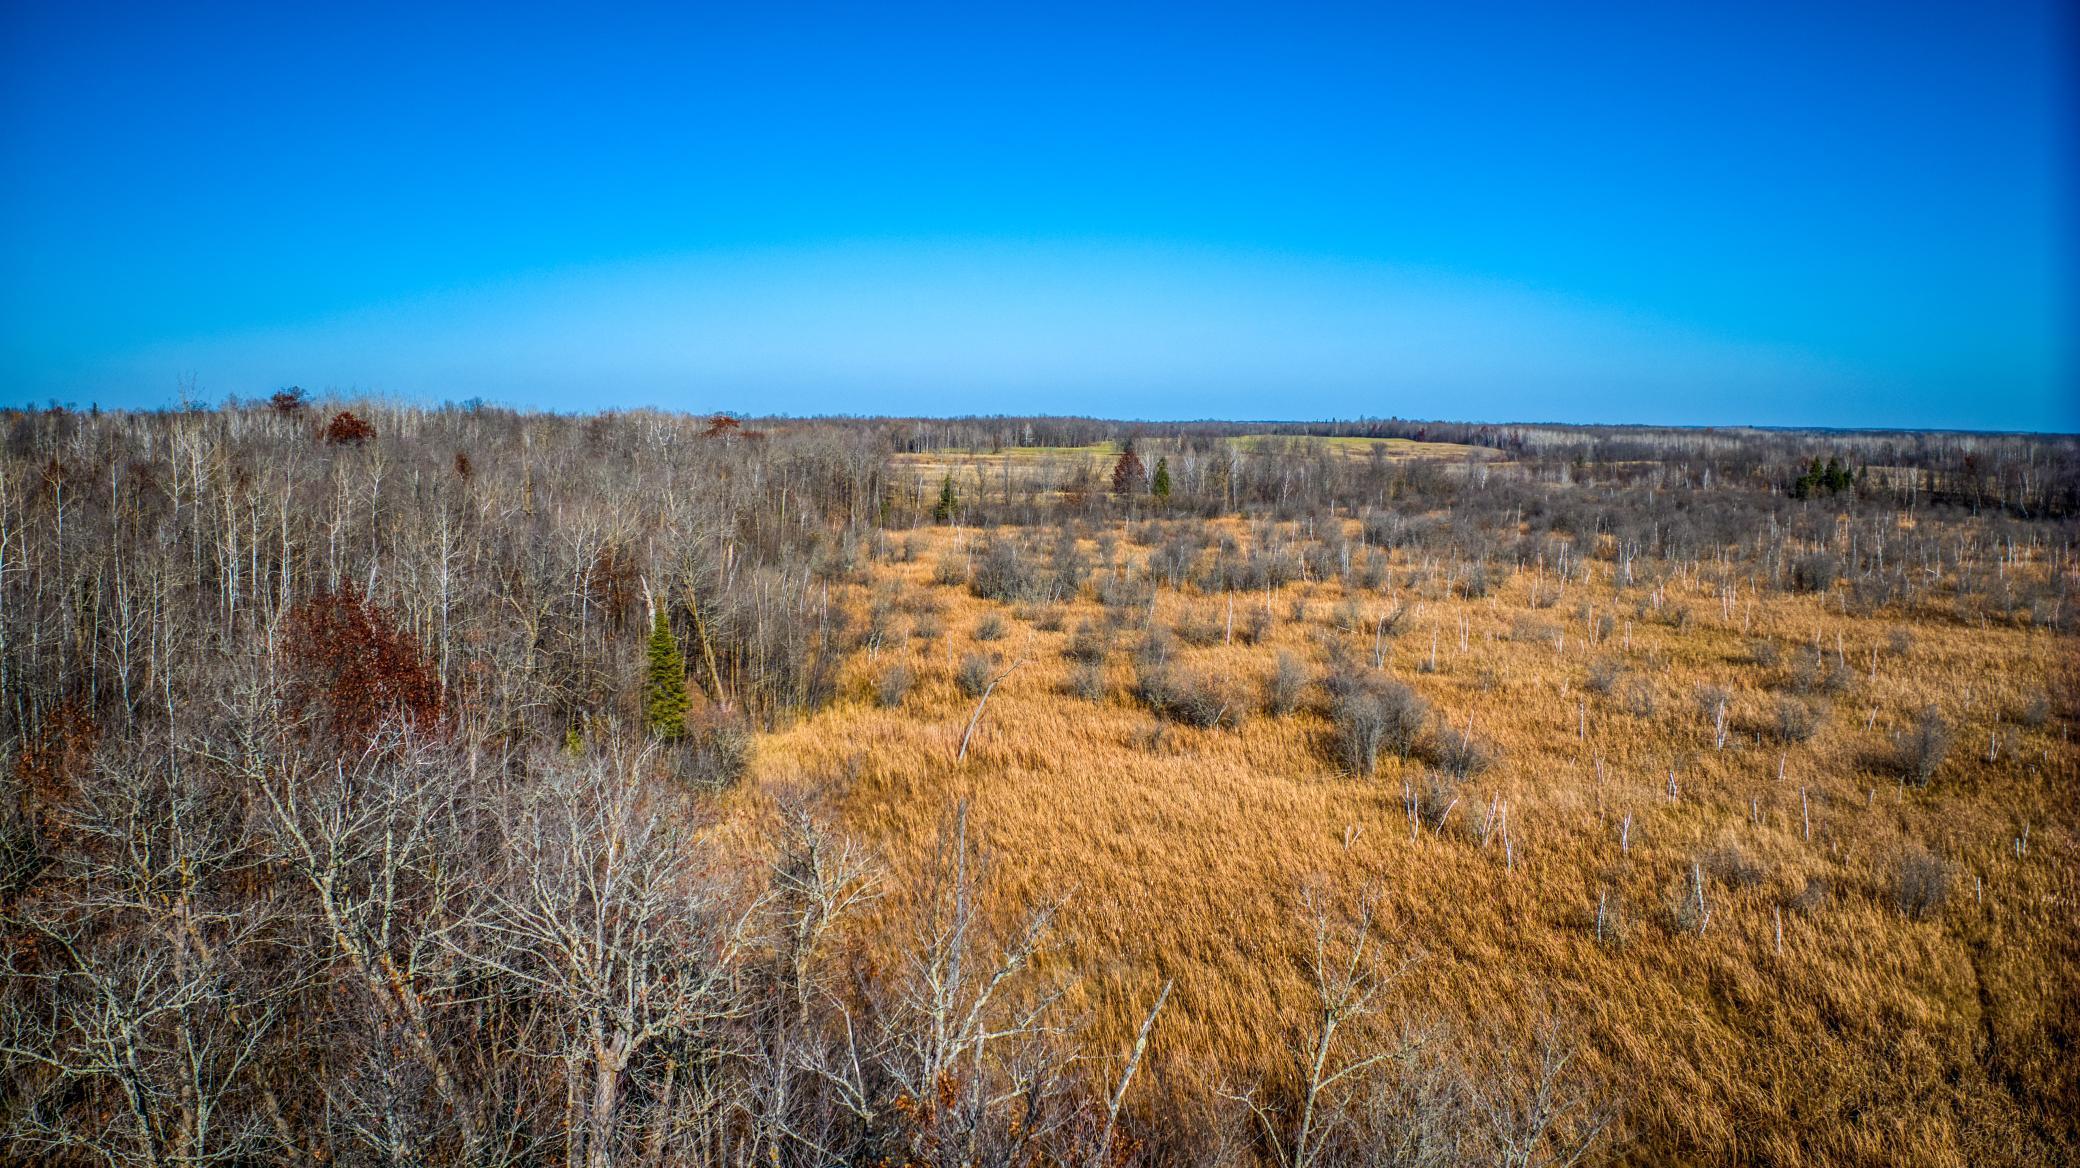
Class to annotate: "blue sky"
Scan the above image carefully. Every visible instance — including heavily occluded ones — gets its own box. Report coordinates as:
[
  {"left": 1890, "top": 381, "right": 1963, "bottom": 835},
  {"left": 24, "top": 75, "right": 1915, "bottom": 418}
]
[{"left": 3, "top": 1, "right": 2073, "bottom": 429}]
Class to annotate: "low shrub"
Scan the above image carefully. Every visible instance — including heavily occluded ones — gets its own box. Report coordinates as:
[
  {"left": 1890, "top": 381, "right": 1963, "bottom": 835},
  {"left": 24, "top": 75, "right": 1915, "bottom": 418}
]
[
  {"left": 1064, "top": 622, "right": 1110, "bottom": 664},
  {"left": 1894, "top": 846, "right": 1948, "bottom": 920},
  {"left": 1329, "top": 678, "right": 1428, "bottom": 776},
  {"left": 1773, "top": 697, "right": 1819, "bottom": 744},
  {"left": 970, "top": 540, "right": 1039, "bottom": 602},
  {"left": 1429, "top": 721, "right": 1493, "bottom": 778},
  {"left": 1134, "top": 665, "right": 1233, "bottom": 729},
  {"left": 876, "top": 664, "right": 914, "bottom": 708},
  {"left": 1790, "top": 552, "right": 1839, "bottom": 594},
  {"left": 1895, "top": 706, "right": 1951, "bottom": 786},
  {"left": 1066, "top": 662, "right": 1108, "bottom": 702},
  {"left": 679, "top": 717, "right": 754, "bottom": 791},
  {"left": 1264, "top": 651, "right": 1308, "bottom": 717},
  {"left": 955, "top": 653, "right": 996, "bottom": 698}
]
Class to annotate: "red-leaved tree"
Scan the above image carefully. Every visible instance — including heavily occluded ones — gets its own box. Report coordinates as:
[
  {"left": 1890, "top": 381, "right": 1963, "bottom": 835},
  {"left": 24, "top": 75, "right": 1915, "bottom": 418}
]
[
  {"left": 12, "top": 696, "right": 98, "bottom": 852},
  {"left": 1111, "top": 439, "right": 1145, "bottom": 495},
  {"left": 322, "top": 410, "right": 376, "bottom": 445},
  {"left": 284, "top": 585, "right": 443, "bottom": 750}
]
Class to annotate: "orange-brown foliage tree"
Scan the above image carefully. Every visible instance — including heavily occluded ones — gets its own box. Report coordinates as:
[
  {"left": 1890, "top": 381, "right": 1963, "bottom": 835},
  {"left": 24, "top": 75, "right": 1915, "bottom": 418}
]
[
  {"left": 1111, "top": 440, "right": 1145, "bottom": 495},
  {"left": 11, "top": 697, "right": 97, "bottom": 851},
  {"left": 283, "top": 586, "right": 442, "bottom": 749},
  {"left": 321, "top": 409, "right": 376, "bottom": 444}
]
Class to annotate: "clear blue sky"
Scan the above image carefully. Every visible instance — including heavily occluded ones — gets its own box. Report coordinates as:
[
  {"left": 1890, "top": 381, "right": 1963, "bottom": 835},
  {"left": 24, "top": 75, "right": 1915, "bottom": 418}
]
[{"left": 4, "top": 1, "right": 2073, "bottom": 429}]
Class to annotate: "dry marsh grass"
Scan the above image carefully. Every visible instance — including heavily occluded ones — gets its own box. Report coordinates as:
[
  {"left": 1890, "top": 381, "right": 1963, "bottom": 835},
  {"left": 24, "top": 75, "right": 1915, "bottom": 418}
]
[{"left": 727, "top": 519, "right": 2078, "bottom": 1166}]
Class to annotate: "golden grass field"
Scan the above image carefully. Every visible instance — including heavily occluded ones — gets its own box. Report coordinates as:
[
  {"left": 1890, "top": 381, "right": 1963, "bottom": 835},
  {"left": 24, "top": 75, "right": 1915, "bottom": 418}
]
[
  {"left": 1222, "top": 434, "right": 1500, "bottom": 461},
  {"left": 891, "top": 436, "right": 1495, "bottom": 497},
  {"left": 719, "top": 519, "right": 2076, "bottom": 1166}
]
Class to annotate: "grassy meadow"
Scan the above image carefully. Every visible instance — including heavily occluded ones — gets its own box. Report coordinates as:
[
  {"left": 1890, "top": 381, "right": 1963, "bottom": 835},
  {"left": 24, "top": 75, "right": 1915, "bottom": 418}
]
[
  {"left": 729, "top": 517, "right": 2076, "bottom": 1166},
  {"left": 892, "top": 436, "right": 1494, "bottom": 501}
]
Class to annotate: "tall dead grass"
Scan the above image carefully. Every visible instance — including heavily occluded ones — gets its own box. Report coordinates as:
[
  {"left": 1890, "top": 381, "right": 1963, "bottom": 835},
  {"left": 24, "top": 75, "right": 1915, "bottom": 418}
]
[{"left": 722, "top": 519, "right": 2078, "bottom": 1166}]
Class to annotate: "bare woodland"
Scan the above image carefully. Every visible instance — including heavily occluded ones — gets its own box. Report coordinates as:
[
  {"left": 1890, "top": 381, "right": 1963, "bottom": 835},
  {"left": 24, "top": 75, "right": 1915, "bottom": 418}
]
[{"left": 3, "top": 399, "right": 2075, "bottom": 1166}]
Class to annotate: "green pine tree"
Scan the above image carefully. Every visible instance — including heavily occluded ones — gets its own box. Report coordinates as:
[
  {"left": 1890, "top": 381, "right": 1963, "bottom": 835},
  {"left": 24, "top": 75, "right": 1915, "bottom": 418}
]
[
  {"left": 644, "top": 607, "right": 690, "bottom": 740},
  {"left": 1151, "top": 456, "right": 1172, "bottom": 499},
  {"left": 1793, "top": 456, "right": 1824, "bottom": 499},
  {"left": 932, "top": 474, "right": 959, "bottom": 523}
]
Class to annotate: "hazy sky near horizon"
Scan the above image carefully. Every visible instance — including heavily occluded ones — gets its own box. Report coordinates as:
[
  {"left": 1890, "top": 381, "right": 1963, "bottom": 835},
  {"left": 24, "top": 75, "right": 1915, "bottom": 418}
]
[{"left": 4, "top": 1, "right": 2073, "bottom": 429}]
